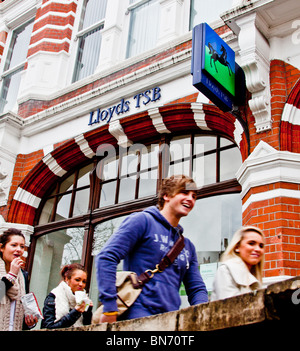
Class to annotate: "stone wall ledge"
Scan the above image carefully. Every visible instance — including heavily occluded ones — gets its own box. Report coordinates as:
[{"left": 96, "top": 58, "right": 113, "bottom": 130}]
[{"left": 38, "top": 276, "right": 300, "bottom": 332}]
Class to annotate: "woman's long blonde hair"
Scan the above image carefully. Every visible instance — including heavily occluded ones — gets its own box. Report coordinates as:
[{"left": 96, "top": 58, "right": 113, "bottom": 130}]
[{"left": 220, "top": 226, "right": 265, "bottom": 283}]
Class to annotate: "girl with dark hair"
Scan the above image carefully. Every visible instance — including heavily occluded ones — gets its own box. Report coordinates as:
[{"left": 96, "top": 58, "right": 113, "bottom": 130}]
[
  {"left": 41, "top": 263, "right": 93, "bottom": 329},
  {"left": 0, "top": 228, "right": 38, "bottom": 331}
]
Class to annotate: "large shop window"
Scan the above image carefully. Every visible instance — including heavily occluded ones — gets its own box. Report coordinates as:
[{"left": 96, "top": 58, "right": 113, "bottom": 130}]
[
  {"left": 126, "top": 0, "right": 160, "bottom": 58},
  {"left": 72, "top": 0, "right": 108, "bottom": 82},
  {"left": 190, "top": 0, "right": 232, "bottom": 29},
  {"left": 0, "top": 19, "right": 34, "bottom": 114},
  {"left": 31, "top": 134, "right": 242, "bottom": 310},
  {"left": 30, "top": 227, "right": 85, "bottom": 319}
]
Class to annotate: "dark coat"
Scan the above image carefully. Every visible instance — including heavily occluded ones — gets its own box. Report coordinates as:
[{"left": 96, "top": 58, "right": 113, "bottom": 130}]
[{"left": 41, "top": 292, "right": 92, "bottom": 329}]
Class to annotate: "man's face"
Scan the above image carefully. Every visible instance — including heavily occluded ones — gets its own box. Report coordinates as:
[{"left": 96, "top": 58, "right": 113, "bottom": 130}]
[{"left": 163, "top": 190, "right": 196, "bottom": 218}]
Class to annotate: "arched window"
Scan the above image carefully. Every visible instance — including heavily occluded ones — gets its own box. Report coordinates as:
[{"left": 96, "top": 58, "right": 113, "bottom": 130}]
[{"left": 30, "top": 133, "right": 242, "bottom": 310}]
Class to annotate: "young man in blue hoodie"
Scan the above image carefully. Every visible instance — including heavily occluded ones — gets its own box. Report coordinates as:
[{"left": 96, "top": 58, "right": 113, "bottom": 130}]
[{"left": 96, "top": 175, "right": 208, "bottom": 323}]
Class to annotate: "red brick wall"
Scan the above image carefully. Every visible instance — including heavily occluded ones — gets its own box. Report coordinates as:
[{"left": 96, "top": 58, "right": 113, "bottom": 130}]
[
  {"left": 239, "top": 60, "right": 300, "bottom": 277},
  {"left": 242, "top": 182, "right": 300, "bottom": 277},
  {"left": 27, "top": 0, "right": 77, "bottom": 58},
  {"left": 0, "top": 150, "right": 44, "bottom": 222}
]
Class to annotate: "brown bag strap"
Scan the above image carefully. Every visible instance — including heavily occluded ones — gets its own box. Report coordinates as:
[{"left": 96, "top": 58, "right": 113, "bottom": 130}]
[{"left": 134, "top": 234, "right": 185, "bottom": 288}]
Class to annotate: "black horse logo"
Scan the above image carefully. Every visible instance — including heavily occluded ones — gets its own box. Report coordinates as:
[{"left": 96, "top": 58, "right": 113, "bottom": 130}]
[{"left": 207, "top": 42, "right": 233, "bottom": 76}]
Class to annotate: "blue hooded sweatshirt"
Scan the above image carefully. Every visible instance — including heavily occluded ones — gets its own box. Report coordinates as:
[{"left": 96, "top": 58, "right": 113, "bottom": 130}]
[{"left": 95, "top": 206, "right": 208, "bottom": 319}]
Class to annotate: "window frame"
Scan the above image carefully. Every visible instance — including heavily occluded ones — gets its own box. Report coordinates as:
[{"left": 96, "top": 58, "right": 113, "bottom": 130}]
[
  {"left": 29, "top": 132, "right": 242, "bottom": 290},
  {"left": 126, "top": 0, "right": 161, "bottom": 59},
  {"left": 0, "top": 18, "right": 34, "bottom": 114},
  {"left": 72, "top": 0, "right": 107, "bottom": 82}
]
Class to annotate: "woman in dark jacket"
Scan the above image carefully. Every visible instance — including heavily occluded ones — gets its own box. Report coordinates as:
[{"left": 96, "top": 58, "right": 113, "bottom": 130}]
[{"left": 41, "top": 263, "right": 93, "bottom": 329}]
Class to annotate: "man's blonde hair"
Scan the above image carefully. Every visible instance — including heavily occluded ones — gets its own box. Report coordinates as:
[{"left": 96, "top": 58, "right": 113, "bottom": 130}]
[{"left": 157, "top": 175, "right": 197, "bottom": 210}]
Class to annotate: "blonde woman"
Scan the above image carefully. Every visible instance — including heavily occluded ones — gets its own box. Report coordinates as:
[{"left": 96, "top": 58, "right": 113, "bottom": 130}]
[{"left": 211, "top": 226, "right": 265, "bottom": 301}]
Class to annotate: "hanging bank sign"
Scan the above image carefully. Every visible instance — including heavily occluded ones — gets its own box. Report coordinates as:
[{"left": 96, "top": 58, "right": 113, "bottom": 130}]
[{"left": 191, "top": 23, "right": 245, "bottom": 112}]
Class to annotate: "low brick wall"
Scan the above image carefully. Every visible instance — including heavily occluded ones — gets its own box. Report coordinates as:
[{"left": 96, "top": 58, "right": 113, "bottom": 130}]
[{"left": 39, "top": 276, "right": 300, "bottom": 332}]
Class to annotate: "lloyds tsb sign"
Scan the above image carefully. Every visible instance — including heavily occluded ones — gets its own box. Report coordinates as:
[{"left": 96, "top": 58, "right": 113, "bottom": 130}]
[
  {"left": 88, "top": 87, "right": 161, "bottom": 126},
  {"left": 191, "top": 23, "right": 245, "bottom": 112}
]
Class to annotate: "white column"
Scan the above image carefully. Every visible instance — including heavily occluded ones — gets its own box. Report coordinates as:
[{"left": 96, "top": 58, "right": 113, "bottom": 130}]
[
  {"left": 157, "top": 0, "right": 184, "bottom": 45},
  {"left": 96, "top": 0, "right": 128, "bottom": 71},
  {"left": 235, "top": 12, "right": 271, "bottom": 133}
]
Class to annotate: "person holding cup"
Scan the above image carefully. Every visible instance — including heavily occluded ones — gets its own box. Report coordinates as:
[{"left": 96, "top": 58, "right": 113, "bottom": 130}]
[
  {"left": 0, "top": 228, "right": 38, "bottom": 331},
  {"left": 41, "top": 263, "right": 93, "bottom": 329}
]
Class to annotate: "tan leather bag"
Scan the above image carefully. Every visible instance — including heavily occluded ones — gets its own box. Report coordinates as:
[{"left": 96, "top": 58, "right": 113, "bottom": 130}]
[{"left": 92, "top": 271, "right": 142, "bottom": 323}]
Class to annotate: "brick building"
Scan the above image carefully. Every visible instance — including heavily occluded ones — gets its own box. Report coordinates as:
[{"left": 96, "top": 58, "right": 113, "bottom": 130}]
[{"left": 0, "top": 0, "right": 299, "bottom": 311}]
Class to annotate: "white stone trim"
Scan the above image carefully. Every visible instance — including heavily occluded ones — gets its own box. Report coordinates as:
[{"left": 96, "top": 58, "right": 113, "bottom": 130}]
[
  {"left": 233, "top": 119, "right": 244, "bottom": 148},
  {"left": 242, "top": 188, "right": 300, "bottom": 213},
  {"left": 28, "top": 37, "right": 71, "bottom": 50},
  {"left": 281, "top": 103, "right": 300, "bottom": 125},
  {"left": 236, "top": 141, "right": 300, "bottom": 199},
  {"left": 191, "top": 103, "right": 211, "bottom": 131},
  {"left": 33, "top": 10, "right": 76, "bottom": 25},
  {"left": 13, "top": 187, "right": 41, "bottom": 209},
  {"left": 148, "top": 107, "right": 170, "bottom": 134},
  {"left": 31, "top": 23, "right": 74, "bottom": 37},
  {"left": 108, "top": 120, "right": 132, "bottom": 148},
  {"left": 75, "top": 134, "right": 95, "bottom": 158},
  {"left": 42, "top": 153, "right": 67, "bottom": 177}
]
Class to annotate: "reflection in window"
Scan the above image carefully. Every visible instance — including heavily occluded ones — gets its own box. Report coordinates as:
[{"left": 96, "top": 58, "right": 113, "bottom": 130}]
[
  {"left": 89, "top": 215, "right": 127, "bottom": 307},
  {"left": 180, "top": 193, "right": 242, "bottom": 302},
  {"left": 30, "top": 227, "right": 84, "bottom": 321}
]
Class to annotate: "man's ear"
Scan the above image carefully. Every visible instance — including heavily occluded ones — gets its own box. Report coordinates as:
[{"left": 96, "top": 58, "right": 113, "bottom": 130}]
[{"left": 163, "top": 194, "right": 170, "bottom": 203}]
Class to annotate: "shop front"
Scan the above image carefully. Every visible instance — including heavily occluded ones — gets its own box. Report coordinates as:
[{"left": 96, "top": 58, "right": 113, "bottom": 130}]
[{"left": 0, "top": 0, "right": 300, "bottom": 319}]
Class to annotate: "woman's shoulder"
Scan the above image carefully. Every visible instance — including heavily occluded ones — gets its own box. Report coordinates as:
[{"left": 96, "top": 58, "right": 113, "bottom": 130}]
[{"left": 220, "top": 257, "right": 258, "bottom": 286}]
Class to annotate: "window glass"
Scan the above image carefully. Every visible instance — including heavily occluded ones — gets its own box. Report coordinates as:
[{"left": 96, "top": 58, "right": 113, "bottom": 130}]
[
  {"left": 100, "top": 181, "right": 117, "bottom": 207},
  {"left": 73, "top": 188, "right": 90, "bottom": 216},
  {"left": 38, "top": 198, "right": 55, "bottom": 225},
  {"left": 118, "top": 176, "right": 137, "bottom": 203},
  {"left": 77, "top": 164, "right": 94, "bottom": 187},
  {"left": 89, "top": 215, "right": 128, "bottom": 308},
  {"left": 5, "top": 20, "right": 34, "bottom": 70},
  {"left": 139, "top": 169, "right": 157, "bottom": 198},
  {"left": 73, "top": 27, "right": 103, "bottom": 82},
  {"left": 0, "top": 20, "right": 34, "bottom": 114},
  {"left": 194, "top": 135, "right": 216, "bottom": 153},
  {"left": 30, "top": 228, "right": 84, "bottom": 322},
  {"left": 55, "top": 193, "right": 72, "bottom": 221},
  {"left": 190, "top": 0, "right": 233, "bottom": 29},
  {"left": 73, "top": 0, "right": 107, "bottom": 82},
  {"left": 81, "top": 0, "right": 107, "bottom": 30},
  {"left": 203, "top": 153, "right": 216, "bottom": 185},
  {"left": 220, "top": 147, "right": 242, "bottom": 181},
  {"left": 126, "top": 0, "right": 160, "bottom": 58},
  {"left": 0, "top": 68, "right": 23, "bottom": 113},
  {"left": 169, "top": 136, "right": 191, "bottom": 162},
  {"left": 180, "top": 193, "right": 242, "bottom": 303}
]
